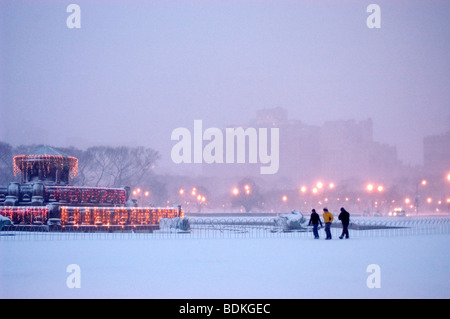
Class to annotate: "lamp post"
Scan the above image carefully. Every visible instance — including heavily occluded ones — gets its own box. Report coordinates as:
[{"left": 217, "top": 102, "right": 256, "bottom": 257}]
[
  {"left": 446, "top": 173, "right": 450, "bottom": 213},
  {"left": 365, "top": 183, "right": 383, "bottom": 215},
  {"left": 414, "top": 179, "right": 427, "bottom": 215},
  {"left": 132, "top": 187, "right": 150, "bottom": 206}
]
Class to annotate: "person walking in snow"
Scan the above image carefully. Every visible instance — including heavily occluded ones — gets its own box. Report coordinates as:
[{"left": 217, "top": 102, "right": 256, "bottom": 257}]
[
  {"left": 308, "top": 209, "right": 323, "bottom": 239},
  {"left": 338, "top": 207, "right": 350, "bottom": 239},
  {"left": 322, "top": 207, "right": 334, "bottom": 240}
]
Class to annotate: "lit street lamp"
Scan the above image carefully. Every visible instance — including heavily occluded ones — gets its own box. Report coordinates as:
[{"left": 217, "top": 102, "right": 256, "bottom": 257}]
[
  {"left": 132, "top": 187, "right": 150, "bottom": 206},
  {"left": 415, "top": 179, "right": 428, "bottom": 215},
  {"left": 365, "top": 183, "right": 384, "bottom": 215}
]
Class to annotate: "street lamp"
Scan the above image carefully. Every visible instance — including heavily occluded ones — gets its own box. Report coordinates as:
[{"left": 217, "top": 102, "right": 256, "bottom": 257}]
[
  {"left": 415, "top": 179, "right": 428, "bottom": 215},
  {"left": 366, "top": 183, "right": 384, "bottom": 214},
  {"left": 132, "top": 187, "right": 150, "bottom": 205}
]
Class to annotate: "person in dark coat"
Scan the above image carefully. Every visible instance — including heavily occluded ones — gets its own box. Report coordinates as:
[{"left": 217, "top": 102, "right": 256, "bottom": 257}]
[
  {"left": 308, "top": 209, "right": 323, "bottom": 239},
  {"left": 338, "top": 207, "right": 350, "bottom": 239}
]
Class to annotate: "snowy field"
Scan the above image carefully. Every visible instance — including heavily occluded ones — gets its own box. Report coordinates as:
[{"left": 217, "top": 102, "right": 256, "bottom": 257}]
[{"left": 1, "top": 217, "right": 449, "bottom": 299}]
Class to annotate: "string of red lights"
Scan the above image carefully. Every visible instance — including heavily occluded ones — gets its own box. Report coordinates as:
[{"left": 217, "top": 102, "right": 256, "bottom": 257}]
[
  {"left": 60, "top": 206, "right": 180, "bottom": 226},
  {"left": 1, "top": 206, "right": 49, "bottom": 224},
  {"left": 45, "top": 186, "right": 126, "bottom": 206},
  {"left": 13, "top": 155, "right": 78, "bottom": 178}
]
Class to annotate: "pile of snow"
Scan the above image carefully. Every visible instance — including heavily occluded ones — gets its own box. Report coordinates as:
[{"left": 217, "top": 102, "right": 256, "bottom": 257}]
[
  {"left": 274, "top": 210, "right": 308, "bottom": 231},
  {"left": 160, "top": 217, "right": 190, "bottom": 232}
]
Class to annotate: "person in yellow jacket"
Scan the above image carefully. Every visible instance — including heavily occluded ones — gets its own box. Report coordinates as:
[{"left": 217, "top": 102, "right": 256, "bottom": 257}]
[{"left": 323, "top": 208, "right": 334, "bottom": 240}]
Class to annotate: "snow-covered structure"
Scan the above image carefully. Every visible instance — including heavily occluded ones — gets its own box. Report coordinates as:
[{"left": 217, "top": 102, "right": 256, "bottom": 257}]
[
  {"left": 274, "top": 210, "right": 308, "bottom": 231},
  {"left": 0, "top": 146, "right": 181, "bottom": 230},
  {"left": 0, "top": 214, "right": 13, "bottom": 230},
  {"left": 159, "top": 217, "right": 191, "bottom": 232}
]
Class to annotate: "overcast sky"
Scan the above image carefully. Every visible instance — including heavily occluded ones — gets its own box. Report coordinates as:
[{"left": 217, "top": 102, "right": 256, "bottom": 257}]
[{"left": 1, "top": 0, "right": 449, "bottom": 170}]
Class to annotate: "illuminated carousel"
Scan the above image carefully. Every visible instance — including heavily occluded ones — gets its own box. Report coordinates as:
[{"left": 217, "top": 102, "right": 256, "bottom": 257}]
[{"left": 0, "top": 146, "right": 181, "bottom": 232}]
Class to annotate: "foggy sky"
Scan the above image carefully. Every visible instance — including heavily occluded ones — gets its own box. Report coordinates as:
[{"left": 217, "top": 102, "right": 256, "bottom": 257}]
[{"left": 1, "top": 1, "right": 449, "bottom": 171}]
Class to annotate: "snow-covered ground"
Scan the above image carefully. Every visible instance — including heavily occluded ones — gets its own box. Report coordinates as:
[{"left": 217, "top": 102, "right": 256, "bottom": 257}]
[{"left": 1, "top": 224, "right": 449, "bottom": 299}]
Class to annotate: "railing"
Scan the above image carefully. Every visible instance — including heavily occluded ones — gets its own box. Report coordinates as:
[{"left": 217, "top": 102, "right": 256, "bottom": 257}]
[{"left": 1, "top": 216, "right": 449, "bottom": 241}]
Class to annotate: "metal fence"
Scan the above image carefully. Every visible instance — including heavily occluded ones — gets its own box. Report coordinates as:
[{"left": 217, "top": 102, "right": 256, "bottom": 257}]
[{"left": 1, "top": 216, "right": 450, "bottom": 241}]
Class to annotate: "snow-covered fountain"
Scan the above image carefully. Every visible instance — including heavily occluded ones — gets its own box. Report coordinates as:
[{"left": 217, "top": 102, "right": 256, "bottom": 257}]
[{"left": 0, "top": 146, "right": 181, "bottom": 232}]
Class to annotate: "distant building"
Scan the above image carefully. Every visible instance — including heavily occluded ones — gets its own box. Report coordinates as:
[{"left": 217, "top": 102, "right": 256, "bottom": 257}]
[
  {"left": 201, "top": 108, "right": 403, "bottom": 189},
  {"left": 319, "top": 118, "right": 402, "bottom": 184},
  {"left": 423, "top": 130, "right": 450, "bottom": 177}
]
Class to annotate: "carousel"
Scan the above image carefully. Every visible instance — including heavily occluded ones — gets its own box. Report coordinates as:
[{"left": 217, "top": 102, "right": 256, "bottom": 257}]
[{"left": 0, "top": 146, "right": 181, "bottom": 232}]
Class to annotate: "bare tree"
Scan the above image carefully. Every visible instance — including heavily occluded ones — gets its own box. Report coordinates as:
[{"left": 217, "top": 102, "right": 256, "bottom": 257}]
[
  {"left": 86, "top": 146, "right": 114, "bottom": 187},
  {"left": 83, "top": 146, "right": 161, "bottom": 188},
  {"left": 0, "top": 142, "right": 14, "bottom": 184},
  {"left": 231, "top": 178, "right": 263, "bottom": 213},
  {"left": 130, "top": 146, "right": 160, "bottom": 186},
  {"left": 108, "top": 146, "right": 134, "bottom": 187}
]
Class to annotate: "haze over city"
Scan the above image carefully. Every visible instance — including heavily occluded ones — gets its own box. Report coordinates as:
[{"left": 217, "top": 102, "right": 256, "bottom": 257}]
[
  {"left": 1, "top": 2, "right": 450, "bottom": 302},
  {"left": 1, "top": 1, "right": 449, "bottom": 174}
]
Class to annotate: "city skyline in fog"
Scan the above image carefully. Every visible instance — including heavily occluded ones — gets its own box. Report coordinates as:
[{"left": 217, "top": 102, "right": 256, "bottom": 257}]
[{"left": 1, "top": 1, "right": 449, "bottom": 171}]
